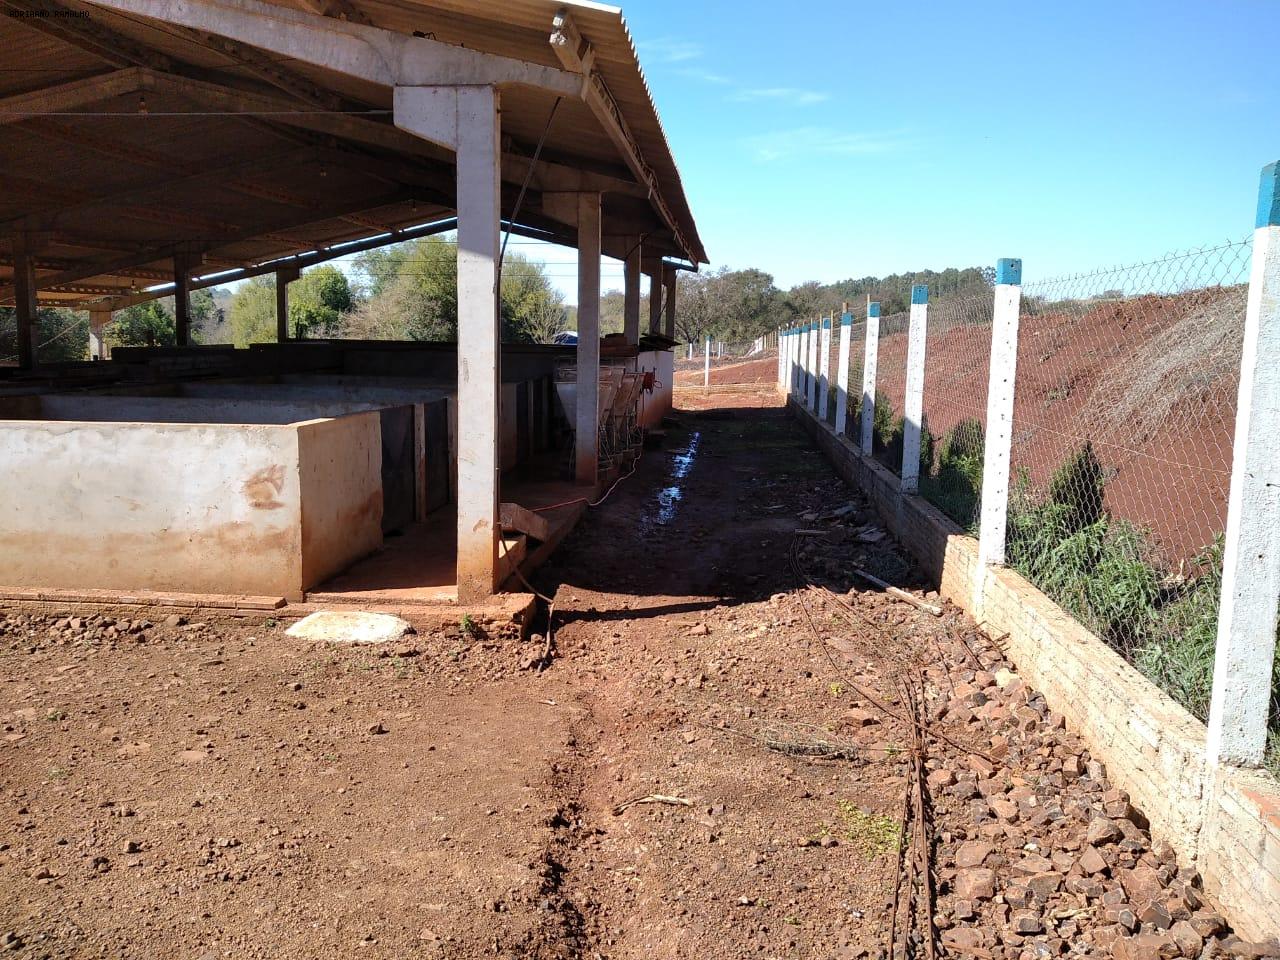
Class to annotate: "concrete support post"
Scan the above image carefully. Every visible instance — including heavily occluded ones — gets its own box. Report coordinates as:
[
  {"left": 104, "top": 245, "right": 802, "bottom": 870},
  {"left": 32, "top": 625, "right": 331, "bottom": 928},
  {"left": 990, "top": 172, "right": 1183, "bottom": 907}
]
[
  {"left": 664, "top": 268, "right": 677, "bottom": 340},
  {"left": 817, "top": 317, "right": 832, "bottom": 421},
  {"left": 173, "top": 252, "right": 192, "bottom": 346},
  {"left": 901, "top": 284, "right": 930, "bottom": 493},
  {"left": 975, "top": 259, "right": 1024, "bottom": 575},
  {"left": 12, "top": 233, "right": 37, "bottom": 370},
  {"left": 835, "top": 308, "right": 853, "bottom": 436},
  {"left": 452, "top": 85, "right": 504, "bottom": 600},
  {"left": 703, "top": 335, "right": 711, "bottom": 388},
  {"left": 777, "top": 328, "right": 786, "bottom": 387},
  {"left": 623, "top": 241, "right": 641, "bottom": 346},
  {"left": 393, "top": 83, "right": 506, "bottom": 598},
  {"left": 1206, "top": 162, "right": 1280, "bottom": 768},
  {"left": 806, "top": 322, "right": 819, "bottom": 411},
  {"left": 648, "top": 271, "right": 663, "bottom": 335},
  {"left": 575, "top": 192, "right": 602, "bottom": 485},
  {"left": 860, "top": 302, "right": 881, "bottom": 454},
  {"left": 88, "top": 309, "right": 111, "bottom": 361},
  {"left": 275, "top": 266, "right": 299, "bottom": 341},
  {"left": 797, "top": 324, "right": 808, "bottom": 400}
]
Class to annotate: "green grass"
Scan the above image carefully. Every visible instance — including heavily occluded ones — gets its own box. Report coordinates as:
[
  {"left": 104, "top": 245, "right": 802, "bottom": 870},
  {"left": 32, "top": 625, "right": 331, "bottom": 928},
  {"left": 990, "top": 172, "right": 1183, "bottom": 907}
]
[{"left": 836, "top": 800, "right": 900, "bottom": 856}]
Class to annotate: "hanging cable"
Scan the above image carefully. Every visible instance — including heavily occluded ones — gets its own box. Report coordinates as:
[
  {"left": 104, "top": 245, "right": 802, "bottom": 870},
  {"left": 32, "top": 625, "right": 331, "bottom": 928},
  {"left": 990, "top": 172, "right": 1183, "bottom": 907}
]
[{"left": 499, "top": 96, "right": 562, "bottom": 272}]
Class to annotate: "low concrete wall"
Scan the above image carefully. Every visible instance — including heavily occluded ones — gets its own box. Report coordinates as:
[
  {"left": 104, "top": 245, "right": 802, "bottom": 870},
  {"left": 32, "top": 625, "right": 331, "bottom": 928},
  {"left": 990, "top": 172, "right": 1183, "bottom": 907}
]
[
  {"left": 0, "top": 412, "right": 382, "bottom": 600},
  {"left": 637, "top": 349, "right": 674, "bottom": 428},
  {"left": 786, "top": 394, "right": 1280, "bottom": 941}
]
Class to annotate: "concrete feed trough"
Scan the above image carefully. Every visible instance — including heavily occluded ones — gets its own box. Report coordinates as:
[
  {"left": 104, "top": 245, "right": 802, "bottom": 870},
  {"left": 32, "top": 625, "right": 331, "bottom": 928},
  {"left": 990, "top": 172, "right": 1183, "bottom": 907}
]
[{"left": 0, "top": 395, "right": 384, "bottom": 600}]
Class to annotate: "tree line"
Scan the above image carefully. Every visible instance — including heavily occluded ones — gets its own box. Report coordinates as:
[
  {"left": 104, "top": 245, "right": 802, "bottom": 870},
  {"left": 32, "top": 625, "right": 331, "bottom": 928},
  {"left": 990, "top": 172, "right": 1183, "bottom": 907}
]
[{"left": 2, "top": 236, "right": 993, "bottom": 362}]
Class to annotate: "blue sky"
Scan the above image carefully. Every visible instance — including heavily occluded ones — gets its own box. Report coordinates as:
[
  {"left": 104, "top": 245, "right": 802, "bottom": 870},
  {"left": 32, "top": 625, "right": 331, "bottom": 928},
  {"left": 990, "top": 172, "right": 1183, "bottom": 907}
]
[{"left": 610, "top": 0, "right": 1280, "bottom": 291}]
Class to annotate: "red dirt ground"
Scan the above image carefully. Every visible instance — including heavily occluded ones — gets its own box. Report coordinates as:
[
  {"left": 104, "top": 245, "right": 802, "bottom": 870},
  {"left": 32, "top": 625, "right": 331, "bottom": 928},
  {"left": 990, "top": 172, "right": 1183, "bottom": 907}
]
[{"left": 0, "top": 380, "right": 1241, "bottom": 958}]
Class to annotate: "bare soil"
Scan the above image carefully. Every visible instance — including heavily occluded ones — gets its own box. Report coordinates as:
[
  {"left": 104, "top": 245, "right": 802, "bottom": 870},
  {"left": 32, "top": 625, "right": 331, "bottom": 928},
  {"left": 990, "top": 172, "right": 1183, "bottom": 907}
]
[{"left": 0, "top": 382, "right": 1241, "bottom": 959}]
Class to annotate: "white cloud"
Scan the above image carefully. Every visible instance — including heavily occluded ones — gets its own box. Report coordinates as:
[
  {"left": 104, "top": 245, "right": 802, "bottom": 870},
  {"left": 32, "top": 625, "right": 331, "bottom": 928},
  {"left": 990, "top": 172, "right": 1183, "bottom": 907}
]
[
  {"left": 731, "top": 87, "right": 830, "bottom": 106},
  {"left": 743, "top": 127, "right": 913, "bottom": 163},
  {"left": 637, "top": 37, "right": 704, "bottom": 63},
  {"left": 675, "top": 66, "right": 732, "bottom": 85}
]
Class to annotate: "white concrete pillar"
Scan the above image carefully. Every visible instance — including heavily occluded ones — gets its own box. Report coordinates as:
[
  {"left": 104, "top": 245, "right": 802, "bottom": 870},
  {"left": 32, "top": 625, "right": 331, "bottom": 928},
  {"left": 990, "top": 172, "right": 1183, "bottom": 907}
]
[
  {"left": 860, "top": 302, "right": 881, "bottom": 454},
  {"left": 817, "top": 317, "right": 832, "bottom": 421},
  {"left": 777, "top": 328, "right": 786, "bottom": 387},
  {"left": 648, "top": 271, "right": 663, "bottom": 335},
  {"left": 88, "top": 308, "right": 111, "bottom": 361},
  {"left": 975, "top": 259, "right": 1024, "bottom": 575},
  {"left": 276, "top": 266, "right": 299, "bottom": 341},
  {"left": 901, "top": 284, "right": 930, "bottom": 493},
  {"left": 1206, "top": 162, "right": 1280, "bottom": 768},
  {"left": 623, "top": 241, "right": 641, "bottom": 346},
  {"left": 12, "top": 234, "right": 36, "bottom": 369},
  {"left": 575, "top": 192, "right": 602, "bottom": 485},
  {"left": 174, "top": 252, "right": 192, "bottom": 346},
  {"left": 664, "top": 267, "right": 677, "bottom": 340},
  {"left": 834, "top": 308, "right": 853, "bottom": 436},
  {"left": 454, "top": 87, "right": 504, "bottom": 600},
  {"left": 806, "top": 322, "right": 819, "bottom": 411},
  {"left": 703, "top": 335, "right": 711, "bottom": 387},
  {"left": 394, "top": 84, "right": 504, "bottom": 600}
]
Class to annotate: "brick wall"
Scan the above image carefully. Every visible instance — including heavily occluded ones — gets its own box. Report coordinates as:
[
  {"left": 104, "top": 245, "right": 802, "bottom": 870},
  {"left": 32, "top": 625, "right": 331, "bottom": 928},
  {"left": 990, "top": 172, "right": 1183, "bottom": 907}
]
[{"left": 787, "top": 394, "right": 1280, "bottom": 941}]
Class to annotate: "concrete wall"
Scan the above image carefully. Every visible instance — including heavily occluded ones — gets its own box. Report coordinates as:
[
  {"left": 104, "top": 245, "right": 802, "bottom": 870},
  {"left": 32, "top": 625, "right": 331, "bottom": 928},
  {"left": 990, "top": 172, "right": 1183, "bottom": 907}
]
[
  {"left": 0, "top": 411, "right": 382, "bottom": 600},
  {"left": 786, "top": 395, "right": 1280, "bottom": 941},
  {"left": 637, "top": 349, "right": 674, "bottom": 428},
  {"left": 297, "top": 413, "right": 383, "bottom": 587}
]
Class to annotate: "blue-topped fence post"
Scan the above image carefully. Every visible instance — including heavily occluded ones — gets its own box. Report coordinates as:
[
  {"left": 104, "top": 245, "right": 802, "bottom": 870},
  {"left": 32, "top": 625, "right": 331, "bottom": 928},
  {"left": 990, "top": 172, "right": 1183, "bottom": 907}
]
[
  {"left": 860, "top": 301, "right": 881, "bottom": 454},
  {"left": 806, "top": 321, "right": 819, "bottom": 411},
  {"left": 817, "top": 316, "right": 832, "bottom": 421},
  {"left": 834, "top": 303, "right": 853, "bottom": 436},
  {"left": 1206, "top": 162, "right": 1280, "bottom": 768},
  {"left": 974, "top": 258, "right": 1024, "bottom": 608},
  {"left": 901, "top": 284, "right": 930, "bottom": 493}
]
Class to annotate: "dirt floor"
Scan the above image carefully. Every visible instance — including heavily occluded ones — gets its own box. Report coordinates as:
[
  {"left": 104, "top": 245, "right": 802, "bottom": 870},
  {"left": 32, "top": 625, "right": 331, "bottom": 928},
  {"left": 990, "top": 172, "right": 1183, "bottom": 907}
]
[{"left": 0, "top": 381, "right": 1249, "bottom": 959}]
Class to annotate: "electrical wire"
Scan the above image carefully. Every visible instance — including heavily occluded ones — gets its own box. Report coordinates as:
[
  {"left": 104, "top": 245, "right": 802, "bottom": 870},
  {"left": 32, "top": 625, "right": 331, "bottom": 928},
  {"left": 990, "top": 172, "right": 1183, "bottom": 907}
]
[{"left": 499, "top": 96, "right": 562, "bottom": 271}]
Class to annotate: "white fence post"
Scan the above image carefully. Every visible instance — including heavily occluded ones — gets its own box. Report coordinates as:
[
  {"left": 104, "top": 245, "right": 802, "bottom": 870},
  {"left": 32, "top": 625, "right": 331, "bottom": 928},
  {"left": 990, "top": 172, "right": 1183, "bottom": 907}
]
[
  {"left": 703, "top": 336, "right": 711, "bottom": 387},
  {"left": 834, "top": 304, "right": 853, "bottom": 436},
  {"left": 776, "top": 328, "right": 786, "bottom": 388},
  {"left": 806, "top": 320, "right": 818, "bottom": 411},
  {"left": 1206, "top": 162, "right": 1280, "bottom": 768},
  {"left": 817, "top": 316, "right": 832, "bottom": 421},
  {"left": 901, "top": 284, "right": 930, "bottom": 493},
  {"left": 975, "top": 259, "right": 1024, "bottom": 582},
  {"left": 860, "top": 301, "right": 881, "bottom": 454}
]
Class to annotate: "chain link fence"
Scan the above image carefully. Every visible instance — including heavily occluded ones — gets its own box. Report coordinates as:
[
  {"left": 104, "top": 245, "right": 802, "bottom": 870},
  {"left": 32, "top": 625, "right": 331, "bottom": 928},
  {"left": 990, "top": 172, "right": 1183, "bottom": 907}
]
[{"left": 999, "top": 237, "right": 1269, "bottom": 768}]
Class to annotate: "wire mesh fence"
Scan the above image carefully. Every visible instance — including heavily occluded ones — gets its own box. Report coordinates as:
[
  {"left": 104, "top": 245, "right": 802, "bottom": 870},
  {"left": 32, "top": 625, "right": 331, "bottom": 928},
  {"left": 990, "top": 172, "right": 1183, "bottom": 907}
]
[{"left": 999, "top": 237, "right": 1266, "bottom": 765}]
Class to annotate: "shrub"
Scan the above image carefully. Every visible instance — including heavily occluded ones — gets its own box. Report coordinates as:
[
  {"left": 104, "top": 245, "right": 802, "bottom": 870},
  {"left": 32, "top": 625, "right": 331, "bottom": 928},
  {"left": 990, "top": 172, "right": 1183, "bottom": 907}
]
[
  {"left": 920, "top": 418, "right": 984, "bottom": 529},
  {"left": 1047, "top": 441, "right": 1106, "bottom": 534}
]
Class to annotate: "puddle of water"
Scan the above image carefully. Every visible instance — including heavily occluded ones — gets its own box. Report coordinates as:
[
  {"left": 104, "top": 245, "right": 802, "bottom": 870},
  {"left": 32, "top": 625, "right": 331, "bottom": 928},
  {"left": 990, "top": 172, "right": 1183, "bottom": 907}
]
[{"left": 649, "top": 430, "right": 702, "bottom": 527}]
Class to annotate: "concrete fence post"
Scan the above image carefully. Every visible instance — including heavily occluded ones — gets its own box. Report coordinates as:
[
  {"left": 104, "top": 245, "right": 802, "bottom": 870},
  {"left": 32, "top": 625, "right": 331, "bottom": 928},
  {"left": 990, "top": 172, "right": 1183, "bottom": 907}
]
[
  {"left": 901, "top": 284, "right": 930, "bottom": 493},
  {"left": 817, "top": 316, "right": 832, "bottom": 422},
  {"left": 704, "top": 336, "right": 711, "bottom": 388},
  {"left": 860, "top": 301, "right": 881, "bottom": 454},
  {"left": 794, "top": 325, "right": 804, "bottom": 397},
  {"left": 798, "top": 323, "right": 809, "bottom": 401},
  {"left": 975, "top": 259, "right": 1024, "bottom": 584},
  {"left": 834, "top": 304, "right": 853, "bottom": 436},
  {"left": 776, "top": 328, "right": 785, "bottom": 387},
  {"left": 1205, "top": 161, "right": 1280, "bottom": 769},
  {"left": 806, "top": 320, "right": 819, "bottom": 411}
]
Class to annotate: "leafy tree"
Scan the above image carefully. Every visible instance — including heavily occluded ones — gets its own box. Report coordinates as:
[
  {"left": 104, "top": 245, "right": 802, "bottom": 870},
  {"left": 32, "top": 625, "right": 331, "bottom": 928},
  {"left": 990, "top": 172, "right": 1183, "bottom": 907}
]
[
  {"left": 0, "top": 307, "right": 89, "bottom": 363},
  {"left": 290, "top": 265, "right": 353, "bottom": 338},
  {"left": 501, "top": 253, "right": 568, "bottom": 343},
  {"left": 228, "top": 275, "right": 278, "bottom": 346},
  {"left": 109, "top": 301, "right": 175, "bottom": 348}
]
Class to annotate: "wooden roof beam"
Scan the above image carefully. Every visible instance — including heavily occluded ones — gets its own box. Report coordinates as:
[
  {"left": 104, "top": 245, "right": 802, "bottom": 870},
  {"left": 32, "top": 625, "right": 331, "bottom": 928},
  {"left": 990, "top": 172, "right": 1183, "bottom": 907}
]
[
  {"left": 0, "top": 67, "right": 147, "bottom": 126},
  {"left": 0, "top": 188, "right": 415, "bottom": 303},
  {"left": 0, "top": 0, "right": 172, "bottom": 69}
]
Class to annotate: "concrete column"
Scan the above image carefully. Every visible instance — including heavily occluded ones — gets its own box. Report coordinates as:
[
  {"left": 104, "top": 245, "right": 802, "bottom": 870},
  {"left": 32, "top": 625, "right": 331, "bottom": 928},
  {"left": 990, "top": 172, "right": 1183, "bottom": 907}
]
[
  {"left": 276, "top": 266, "right": 299, "bottom": 341},
  {"left": 901, "top": 284, "right": 930, "bottom": 493},
  {"left": 173, "top": 252, "right": 192, "bottom": 346},
  {"left": 575, "top": 192, "right": 602, "bottom": 485},
  {"left": 623, "top": 241, "right": 641, "bottom": 346},
  {"left": 834, "top": 309, "right": 853, "bottom": 436},
  {"left": 1206, "top": 162, "right": 1280, "bottom": 768},
  {"left": 975, "top": 259, "right": 1024, "bottom": 575},
  {"left": 12, "top": 233, "right": 37, "bottom": 370},
  {"left": 648, "top": 270, "right": 663, "bottom": 335},
  {"left": 806, "top": 320, "right": 818, "bottom": 411},
  {"left": 776, "top": 328, "right": 786, "bottom": 387},
  {"left": 88, "top": 308, "right": 112, "bottom": 361},
  {"left": 817, "top": 316, "right": 832, "bottom": 421},
  {"left": 703, "top": 335, "right": 710, "bottom": 387},
  {"left": 799, "top": 323, "right": 810, "bottom": 400},
  {"left": 860, "top": 302, "right": 881, "bottom": 454},
  {"left": 663, "top": 267, "right": 677, "bottom": 339}
]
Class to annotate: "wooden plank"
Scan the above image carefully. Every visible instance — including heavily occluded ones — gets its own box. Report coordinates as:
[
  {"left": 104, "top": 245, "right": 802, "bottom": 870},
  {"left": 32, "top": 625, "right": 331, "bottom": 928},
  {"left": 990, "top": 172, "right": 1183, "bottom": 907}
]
[{"left": 500, "top": 501, "right": 553, "bottom": 542}]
